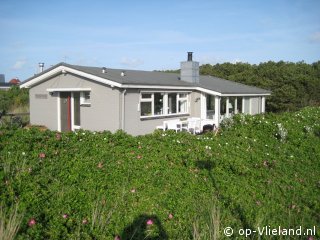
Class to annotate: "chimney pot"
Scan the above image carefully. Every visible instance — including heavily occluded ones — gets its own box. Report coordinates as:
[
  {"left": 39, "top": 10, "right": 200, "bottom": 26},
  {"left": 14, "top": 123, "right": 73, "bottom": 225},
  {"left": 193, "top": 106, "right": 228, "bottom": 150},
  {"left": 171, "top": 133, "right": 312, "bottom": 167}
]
[
  {"left": 187, "top": 52, "right": 193, "bottom": 61},
  {"left": 39, "top": 63, "right": 45, "bottom": 73}
]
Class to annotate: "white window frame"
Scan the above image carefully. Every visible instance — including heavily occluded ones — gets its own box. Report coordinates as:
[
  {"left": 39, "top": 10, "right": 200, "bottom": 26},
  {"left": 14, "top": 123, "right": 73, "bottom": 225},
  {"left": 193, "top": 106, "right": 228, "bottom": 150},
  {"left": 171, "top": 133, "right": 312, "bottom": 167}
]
[
  {"left": 80, "top": 91, "right": 91, "bottom": 106},
  {"left": 140, "top": 93, "right": 153, "bottom": 117},
  {"left": 177, "top": 93, "right": 188, "bottom": 114},
  {"left": 139, "top": 91, "right": 190, "bottom": 119},
  {"left": 71, "top": 92, "right": 81, "bottom": 131}
]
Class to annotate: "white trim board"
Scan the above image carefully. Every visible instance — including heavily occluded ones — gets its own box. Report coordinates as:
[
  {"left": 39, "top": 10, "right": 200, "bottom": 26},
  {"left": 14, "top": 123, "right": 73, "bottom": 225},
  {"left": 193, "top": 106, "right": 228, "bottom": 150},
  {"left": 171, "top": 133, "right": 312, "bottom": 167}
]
[{"left": 47, "top": 88, "right": 91, "bottom": 92}]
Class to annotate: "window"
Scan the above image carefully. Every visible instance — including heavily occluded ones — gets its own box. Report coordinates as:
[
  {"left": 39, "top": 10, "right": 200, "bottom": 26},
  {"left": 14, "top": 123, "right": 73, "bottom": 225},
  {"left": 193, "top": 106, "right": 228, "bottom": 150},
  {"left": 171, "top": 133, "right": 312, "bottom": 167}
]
[
  {"left": 206, "top": 95, "right": 215, "bottom": 111},
  {"left": 81, "top": 91, "right": 91, "bottom": 105},
  {"left": 236, "top": 97, "right": 243, "bottom": 114},
  {"left": 154, "top": 93, "right": 164, "bottom": 115},
  {"left": 140, "top": 94, "right": 152, "bottom": 116},
  {"left": 220, "top": 97, "right": 227, "bottom": 115},
  {"left": 140, "top": 92, "right": 189, "bottom": 117},
  {"left": 178, "top": 93, "right": 188, "bottom": 113},
  {"left": 168, "top": 93, "right": 177, "bottom": 114},
  {"left": 73, "top": 92, "right": 81, "bottom": 126}
]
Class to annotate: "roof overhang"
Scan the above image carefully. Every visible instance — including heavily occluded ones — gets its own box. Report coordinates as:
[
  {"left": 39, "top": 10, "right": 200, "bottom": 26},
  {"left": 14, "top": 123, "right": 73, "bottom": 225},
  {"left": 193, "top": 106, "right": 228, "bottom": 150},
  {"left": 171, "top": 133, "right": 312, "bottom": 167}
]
[
  {"left": 20, "top": 65, "right": 122, "bottom": 89},
  {"left": 47, "top": 88, "right": 92, "bottom": 92},
  {"left": 20, "top": 64, "right": 271, "bottom": 97},
  {"left": 220, "top": 93, "right": 271, "bottom": 97}
]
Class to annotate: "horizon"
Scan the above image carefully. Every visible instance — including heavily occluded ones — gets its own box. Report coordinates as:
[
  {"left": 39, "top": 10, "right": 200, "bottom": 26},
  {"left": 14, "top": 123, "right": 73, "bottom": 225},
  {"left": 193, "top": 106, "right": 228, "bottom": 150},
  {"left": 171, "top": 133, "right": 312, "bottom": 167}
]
[{"left": 0, "top": 0, "right": 319, "bottom": 81}]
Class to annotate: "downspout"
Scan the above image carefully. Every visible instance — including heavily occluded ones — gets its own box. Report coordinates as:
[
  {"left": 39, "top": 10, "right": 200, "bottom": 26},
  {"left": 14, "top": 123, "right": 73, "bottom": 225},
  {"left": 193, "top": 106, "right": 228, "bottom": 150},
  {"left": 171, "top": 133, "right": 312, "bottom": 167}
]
[{"left": 121, "top": 89, "right": 127, "bottom": 131}]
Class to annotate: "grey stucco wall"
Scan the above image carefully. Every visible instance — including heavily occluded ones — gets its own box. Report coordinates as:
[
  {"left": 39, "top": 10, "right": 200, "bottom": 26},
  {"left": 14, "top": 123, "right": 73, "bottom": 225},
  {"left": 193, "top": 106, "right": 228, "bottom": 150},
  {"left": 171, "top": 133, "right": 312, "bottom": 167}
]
[
  {"left": 29, "top": 73, "right": 120, "bottom": 132},
  {"left": 30, "top": 88, "right": 58, "bottom": 129},
  {"left": 190, "top": 91, "right": 201, "bottom": 117}
]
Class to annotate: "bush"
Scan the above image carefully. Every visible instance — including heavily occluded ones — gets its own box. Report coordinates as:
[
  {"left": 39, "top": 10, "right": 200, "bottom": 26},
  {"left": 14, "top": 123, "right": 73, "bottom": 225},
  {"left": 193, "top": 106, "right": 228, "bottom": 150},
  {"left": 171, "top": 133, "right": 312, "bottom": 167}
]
[{"left": 0, "top": 107, "right": 319, "bottom": 239}]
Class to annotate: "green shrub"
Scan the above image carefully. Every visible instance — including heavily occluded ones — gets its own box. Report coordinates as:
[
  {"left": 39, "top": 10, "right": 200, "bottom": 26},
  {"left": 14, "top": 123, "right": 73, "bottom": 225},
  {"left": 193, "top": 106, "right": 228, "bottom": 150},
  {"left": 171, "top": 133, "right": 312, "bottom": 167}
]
[{"left": 0, "top": 107, "right": 319, "bottom": 239}]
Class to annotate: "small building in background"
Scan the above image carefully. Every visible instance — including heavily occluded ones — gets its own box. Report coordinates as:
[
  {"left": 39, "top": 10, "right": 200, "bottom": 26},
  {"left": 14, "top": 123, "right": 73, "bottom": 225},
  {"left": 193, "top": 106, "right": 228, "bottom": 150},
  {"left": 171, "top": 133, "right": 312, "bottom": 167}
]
[{"left": 0, "top": 76, "right": 21, "bottom": 91}]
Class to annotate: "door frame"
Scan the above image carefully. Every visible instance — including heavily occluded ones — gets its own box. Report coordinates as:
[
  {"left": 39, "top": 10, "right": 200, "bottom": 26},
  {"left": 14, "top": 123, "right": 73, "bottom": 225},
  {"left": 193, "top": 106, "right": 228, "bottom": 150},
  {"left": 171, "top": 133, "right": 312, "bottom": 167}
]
[
  {"left": 58, "top": 92, "right": 72, "bottom": 132},
  {"left": 50, "top": 88, "right": 90, "bottom": 132}
]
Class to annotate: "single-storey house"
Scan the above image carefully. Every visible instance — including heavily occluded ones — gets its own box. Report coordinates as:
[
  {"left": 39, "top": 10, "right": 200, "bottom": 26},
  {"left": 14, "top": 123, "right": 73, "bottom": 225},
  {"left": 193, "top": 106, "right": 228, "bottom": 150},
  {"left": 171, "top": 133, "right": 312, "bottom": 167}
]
[{"left": 20, "top": 53, "right": 271, "bottom": 135}]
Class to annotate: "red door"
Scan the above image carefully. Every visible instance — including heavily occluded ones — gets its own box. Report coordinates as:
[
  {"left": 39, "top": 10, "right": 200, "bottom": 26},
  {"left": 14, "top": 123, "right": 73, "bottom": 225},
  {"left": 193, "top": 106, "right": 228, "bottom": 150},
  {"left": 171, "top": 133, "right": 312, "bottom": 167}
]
[{"left": 60, "top": 92, "right": 72, "bottom": 131}]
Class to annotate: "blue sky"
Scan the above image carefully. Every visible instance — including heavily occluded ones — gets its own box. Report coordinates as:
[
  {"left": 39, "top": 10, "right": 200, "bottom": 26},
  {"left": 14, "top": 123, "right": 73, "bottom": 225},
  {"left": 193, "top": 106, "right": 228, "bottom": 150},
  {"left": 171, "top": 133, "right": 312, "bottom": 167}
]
[{"left": 0, "top": 0, "right": 319, "bottom": 81}]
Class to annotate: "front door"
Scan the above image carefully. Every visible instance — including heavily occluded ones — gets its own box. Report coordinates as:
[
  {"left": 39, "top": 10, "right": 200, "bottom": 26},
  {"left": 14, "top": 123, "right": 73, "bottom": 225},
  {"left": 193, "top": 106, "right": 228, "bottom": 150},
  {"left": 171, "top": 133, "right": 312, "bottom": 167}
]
[{"left": 60, "top": 92, "right": 71, "bottom": 131}]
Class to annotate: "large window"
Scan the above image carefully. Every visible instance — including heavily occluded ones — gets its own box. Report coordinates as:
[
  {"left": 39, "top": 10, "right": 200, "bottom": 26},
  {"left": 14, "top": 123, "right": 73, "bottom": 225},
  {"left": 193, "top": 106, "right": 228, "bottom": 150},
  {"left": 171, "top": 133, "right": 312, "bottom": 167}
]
[{"left": 140, "top": 92, "right": 189, "bottom": 117}]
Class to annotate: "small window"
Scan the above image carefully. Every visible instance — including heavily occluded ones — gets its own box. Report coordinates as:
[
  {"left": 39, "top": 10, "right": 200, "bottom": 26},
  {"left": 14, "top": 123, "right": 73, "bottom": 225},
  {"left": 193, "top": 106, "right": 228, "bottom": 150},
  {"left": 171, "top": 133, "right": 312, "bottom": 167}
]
[
  {"left": 81, "top": 91, "right": 91, "bottom": 105},
  {"left": 141, "top": 93, "right": 152, "bottom": 99}
]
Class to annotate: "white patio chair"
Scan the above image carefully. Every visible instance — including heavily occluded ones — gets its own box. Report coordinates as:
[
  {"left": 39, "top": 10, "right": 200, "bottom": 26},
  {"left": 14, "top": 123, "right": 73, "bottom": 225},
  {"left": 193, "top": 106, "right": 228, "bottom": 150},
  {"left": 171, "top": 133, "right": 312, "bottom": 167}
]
[
  {"left": 187, "top": 118, "right": 201, "bottom": 134},
  {"left": 166, "top": 119, "right": 182, "bottom": 132},
  {"left": 156, "top": 121, "right": 167, "bottom": 131}
]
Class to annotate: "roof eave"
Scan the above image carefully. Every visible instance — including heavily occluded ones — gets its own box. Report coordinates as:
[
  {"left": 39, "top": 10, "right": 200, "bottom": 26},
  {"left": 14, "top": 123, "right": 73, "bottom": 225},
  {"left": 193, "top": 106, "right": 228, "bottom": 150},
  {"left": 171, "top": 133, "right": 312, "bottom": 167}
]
[{"left": 20, "top": 65, "right": 122, "bottom": 89}]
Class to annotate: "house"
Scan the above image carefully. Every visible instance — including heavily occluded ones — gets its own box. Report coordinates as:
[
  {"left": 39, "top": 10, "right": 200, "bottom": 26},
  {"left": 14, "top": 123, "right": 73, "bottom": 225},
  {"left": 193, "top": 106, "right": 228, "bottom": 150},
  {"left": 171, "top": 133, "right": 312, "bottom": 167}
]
[
  {"left": 0, "top": 77, "right": 20, "bottom": 91},
  {"left": 20, "top": 53, "right": 271, "bottom": 135}
]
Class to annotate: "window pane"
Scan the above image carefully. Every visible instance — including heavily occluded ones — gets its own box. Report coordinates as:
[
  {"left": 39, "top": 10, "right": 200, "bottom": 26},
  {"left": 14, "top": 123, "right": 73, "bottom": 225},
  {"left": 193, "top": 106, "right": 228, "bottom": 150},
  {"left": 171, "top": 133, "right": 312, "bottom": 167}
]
[
  {"left": 74, "top": 92, "right": 80, "bottom": 126},
  {"left": 168, "top": 93, "right": 177, "bottom": 114},
  {"left": 229, "top": 97, "right": 235, "bottom": 114},
  {"left": 178, "top": 99, "right": 187, "bottom": 113},
  {"left": 179, "top": 93, "right": 187, "bottom": 98},
  {"left": 84, "top": 92, "right": 90, "bottom": 103},
  {"left": 237, "top": 97, "right": 242, "bottom": 113},
  {"left": 220, "top": 97, "right": 227, "bottom": 115},
  {"left": 141, "top": 102, "right": 152, "bottom": 116},
  {"left": 206, "top": 95, "right": 215, "bottom": 111},
  {"left": 154, "top": 93, "right": 163, "bottom": 115},
  {"left": 141, "top": 93, "right": 152, "bottom": 99}
]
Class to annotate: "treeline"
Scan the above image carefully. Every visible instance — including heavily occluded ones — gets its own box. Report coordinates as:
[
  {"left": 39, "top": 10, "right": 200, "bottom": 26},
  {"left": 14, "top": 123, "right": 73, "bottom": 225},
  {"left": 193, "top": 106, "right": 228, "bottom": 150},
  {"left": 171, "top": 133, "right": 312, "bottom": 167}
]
[
  {"left": 0, "top": 86, "right": 29, "bottom": 113},
  {"left": 199, "top": 61, "right": 320, "bottom": 112}
]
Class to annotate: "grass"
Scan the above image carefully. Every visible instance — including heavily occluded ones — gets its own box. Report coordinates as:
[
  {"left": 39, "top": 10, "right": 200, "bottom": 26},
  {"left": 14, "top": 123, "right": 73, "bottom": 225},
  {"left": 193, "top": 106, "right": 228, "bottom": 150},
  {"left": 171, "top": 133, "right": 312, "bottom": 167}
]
[{"left": 0, "top": 203, "right": 24, "bottom": 240}]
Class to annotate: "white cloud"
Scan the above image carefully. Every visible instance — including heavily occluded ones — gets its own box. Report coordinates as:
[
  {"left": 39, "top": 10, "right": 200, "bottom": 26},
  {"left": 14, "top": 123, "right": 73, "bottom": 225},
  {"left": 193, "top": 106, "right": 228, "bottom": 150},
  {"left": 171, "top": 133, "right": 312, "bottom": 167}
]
[
  {"left": 120, "top": 57, "right": 144, "bottom": 68},
  {"left": 310, "top": 32, "right": 320, "bottom": 42},
  {"left": 12, "top": 59, "right": 27, "bottom": 70}
]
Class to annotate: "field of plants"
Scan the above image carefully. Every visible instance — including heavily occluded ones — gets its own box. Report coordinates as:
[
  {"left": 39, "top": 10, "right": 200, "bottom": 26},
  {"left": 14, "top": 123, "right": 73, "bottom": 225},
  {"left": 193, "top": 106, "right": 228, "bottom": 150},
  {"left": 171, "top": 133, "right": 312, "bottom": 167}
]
[{"left": 0, "top": 107, "right": 319, "bottom": 239}]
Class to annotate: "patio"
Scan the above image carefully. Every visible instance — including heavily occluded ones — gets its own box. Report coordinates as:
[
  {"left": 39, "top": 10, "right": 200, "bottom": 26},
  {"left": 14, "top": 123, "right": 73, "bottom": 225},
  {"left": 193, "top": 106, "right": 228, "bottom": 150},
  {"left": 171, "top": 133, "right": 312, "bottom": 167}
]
[{"left": 156, "top": 117, "right": 216, "bottom": 134}]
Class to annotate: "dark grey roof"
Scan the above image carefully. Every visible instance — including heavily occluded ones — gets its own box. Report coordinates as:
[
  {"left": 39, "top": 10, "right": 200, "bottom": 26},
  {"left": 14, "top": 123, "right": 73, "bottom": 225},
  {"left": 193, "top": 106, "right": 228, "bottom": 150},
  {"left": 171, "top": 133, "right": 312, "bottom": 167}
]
[
  {"left": 199, "top": 75, "right": 271, "bottom": 94},
  {"left": 23, "top": 62, "right": 271, "bottom": 95},
  {"left": 69, "top": 64, "right": 194, "bottom": 87}
]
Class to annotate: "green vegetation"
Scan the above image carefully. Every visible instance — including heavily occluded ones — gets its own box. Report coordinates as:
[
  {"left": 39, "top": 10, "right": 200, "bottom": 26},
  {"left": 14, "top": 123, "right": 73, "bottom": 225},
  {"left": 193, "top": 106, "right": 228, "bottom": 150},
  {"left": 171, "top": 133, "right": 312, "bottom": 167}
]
[
  {"left": 0, "top": 86, "right": 29, "bottom": 113},
  {"left": 0, "top": 86, "right": 29, "bottom": 128},
  {"left": 0, "top": 107, "right": 319, "bottom": 239}
]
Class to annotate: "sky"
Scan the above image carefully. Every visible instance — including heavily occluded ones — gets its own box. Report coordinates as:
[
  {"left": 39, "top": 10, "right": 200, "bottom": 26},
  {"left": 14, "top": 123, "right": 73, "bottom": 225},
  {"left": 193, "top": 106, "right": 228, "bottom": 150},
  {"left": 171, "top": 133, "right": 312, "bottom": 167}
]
[{"left": 0, "top": 0, "right": 319, "bottom": 81}]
